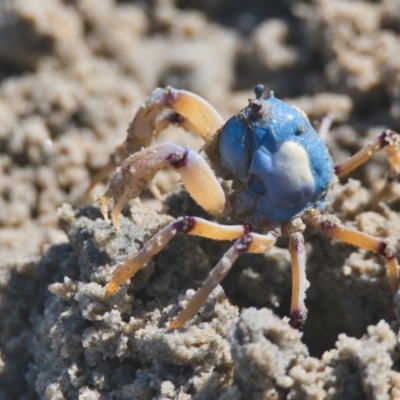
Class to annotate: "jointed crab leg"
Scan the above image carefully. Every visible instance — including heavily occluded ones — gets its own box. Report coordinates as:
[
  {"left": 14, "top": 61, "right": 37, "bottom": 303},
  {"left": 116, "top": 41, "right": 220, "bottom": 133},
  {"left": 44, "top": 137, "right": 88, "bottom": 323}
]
[
  {"left": 105, "top": 217, "right": 249, "bottom": 297},
  {"left": 86, "top": 112, "right": 180, "bottom": 196},
  {"left": 125, "top": 87, "right": 224, "bottom": 154},
  {"left": 101, "top": 143, "right": 226, "bottom": 232},
  {"left": 86, "top": 110, "right": 181, "bottom": 195},
  {"left": 306, "top": 209, "right": 400, "bottom": 294},
  {"left": 289, "top": 231, "right": 308, "bottom": 329},
  {"left": 87, "top": 111, "right": 180, "bottom": 195},
  {"left": 334, "top": 129, "right": 400, "bottom": 178},
  {"left": 87, "top": 88, "right": 224, "bottom": 194},
  {"left": 166, "top": 230, "right": 279, "bottom": 330}
]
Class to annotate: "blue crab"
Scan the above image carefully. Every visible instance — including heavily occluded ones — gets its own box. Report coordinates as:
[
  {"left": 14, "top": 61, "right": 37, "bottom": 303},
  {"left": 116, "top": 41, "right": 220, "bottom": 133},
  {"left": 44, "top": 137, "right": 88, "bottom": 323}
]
[{"left": 97, "top": 85, "right": 400, "bottom": 329}]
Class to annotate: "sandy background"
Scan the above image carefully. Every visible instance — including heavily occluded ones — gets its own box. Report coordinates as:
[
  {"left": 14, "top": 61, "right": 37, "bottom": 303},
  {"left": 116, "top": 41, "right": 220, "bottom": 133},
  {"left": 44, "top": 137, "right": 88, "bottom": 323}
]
[{"left": 1, "top": 0, "right": 400, "bottom": 399}]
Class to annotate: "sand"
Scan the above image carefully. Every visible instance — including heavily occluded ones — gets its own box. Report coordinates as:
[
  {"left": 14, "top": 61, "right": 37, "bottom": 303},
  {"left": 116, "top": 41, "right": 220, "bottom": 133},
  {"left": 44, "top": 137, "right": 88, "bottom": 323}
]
[{"left": 1, "top": 0, "right": 400, "bottom": 399}]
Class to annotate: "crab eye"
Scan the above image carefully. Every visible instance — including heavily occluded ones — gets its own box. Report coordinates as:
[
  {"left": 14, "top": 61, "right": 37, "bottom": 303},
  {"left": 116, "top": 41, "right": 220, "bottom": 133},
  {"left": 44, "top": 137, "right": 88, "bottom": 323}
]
[{"left": 250, "top": 101, "right": 262, "bottom": 114}]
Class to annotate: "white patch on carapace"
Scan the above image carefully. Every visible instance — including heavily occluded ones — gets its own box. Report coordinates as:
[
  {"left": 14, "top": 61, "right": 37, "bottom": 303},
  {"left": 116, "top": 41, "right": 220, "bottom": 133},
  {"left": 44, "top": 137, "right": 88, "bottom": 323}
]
[{"left": 273, "top": 141, "right": 314, "bottom": 197}]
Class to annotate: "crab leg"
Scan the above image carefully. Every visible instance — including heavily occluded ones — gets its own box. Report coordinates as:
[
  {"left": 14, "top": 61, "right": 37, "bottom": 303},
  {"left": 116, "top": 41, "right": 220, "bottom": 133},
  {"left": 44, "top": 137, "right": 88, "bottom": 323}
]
[
  {"left": 306, "top": 210, "right": 400, "bottom": 294},
  {"left": 86, "top": 113, "right": 177, "bottom": 195},
  {"left": 87, "top": 87, "right": 224, "bottom": 194},
  {"left": 334, "top": 129, "right": 400, "bottom": 178},
  {"left": 101, "top": 143, "right": 226, "bottom": 232},
  {"left": 125, "top": 87, "right": 224, "bottom": 153},
  {"left": 105, "top": 217, "right": 248, "bottom": 297},
  {"left": 166, "top": 230, "right": 279, "bottom": 330},
  {"left": 289, "top": 231, "right": 308, "bottom": 329}
]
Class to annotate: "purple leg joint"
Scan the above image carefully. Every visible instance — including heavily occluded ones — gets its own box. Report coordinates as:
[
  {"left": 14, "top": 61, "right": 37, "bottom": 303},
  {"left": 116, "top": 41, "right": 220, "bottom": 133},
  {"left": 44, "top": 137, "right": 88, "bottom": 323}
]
[
  {"left": 166, "top": 148, "right": 189, "bottom": 169},
  {"left": 235, "top": 233, "right": 253, "bottom": 253},
  {"left": 290, "top": 310, "right": 307, "bottom": 330},
  {"left": 173, "top": 216, "right": 196, "bottom": 234}
]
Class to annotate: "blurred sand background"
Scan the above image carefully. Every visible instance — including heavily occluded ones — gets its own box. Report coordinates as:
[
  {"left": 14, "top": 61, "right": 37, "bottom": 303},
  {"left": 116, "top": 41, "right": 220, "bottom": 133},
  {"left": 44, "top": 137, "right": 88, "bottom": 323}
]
[{"left": 2, "top": 0, "right": 400, "bottom": 399}]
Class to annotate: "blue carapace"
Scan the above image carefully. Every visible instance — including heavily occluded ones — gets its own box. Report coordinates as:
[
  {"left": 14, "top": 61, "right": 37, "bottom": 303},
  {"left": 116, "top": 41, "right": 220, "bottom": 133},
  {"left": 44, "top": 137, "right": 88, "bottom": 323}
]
[{"left": 218, "top": 89, "right": 334, "bottom": 225}]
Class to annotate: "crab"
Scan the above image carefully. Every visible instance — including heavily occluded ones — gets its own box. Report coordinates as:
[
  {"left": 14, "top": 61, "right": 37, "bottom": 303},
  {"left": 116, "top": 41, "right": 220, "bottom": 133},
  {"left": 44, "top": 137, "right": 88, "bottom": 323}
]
[{"left": 97, "top": 84, "right": 400, "bottom": 329}]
